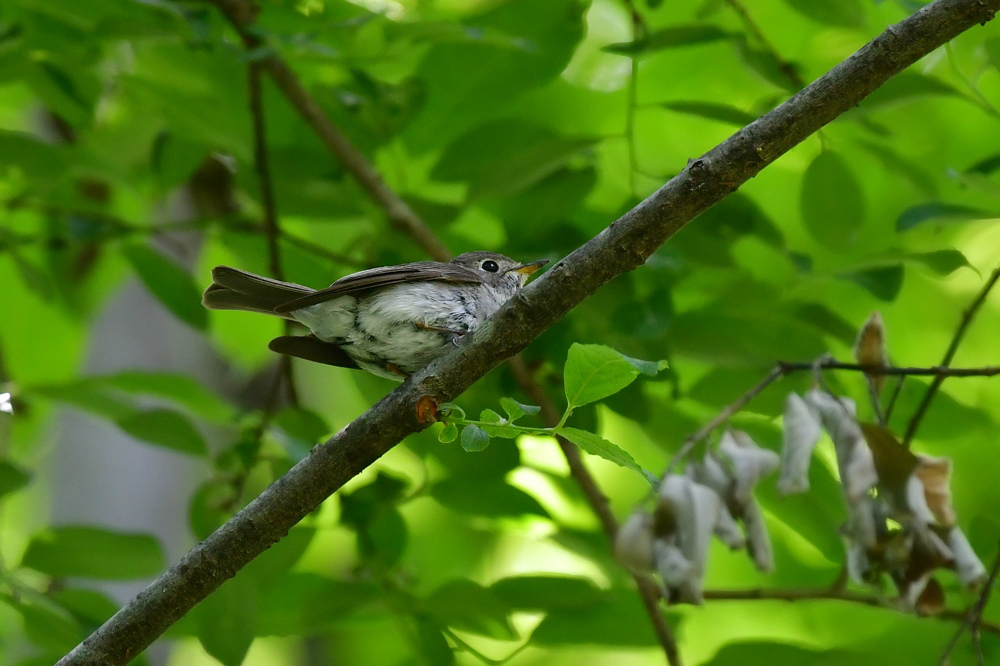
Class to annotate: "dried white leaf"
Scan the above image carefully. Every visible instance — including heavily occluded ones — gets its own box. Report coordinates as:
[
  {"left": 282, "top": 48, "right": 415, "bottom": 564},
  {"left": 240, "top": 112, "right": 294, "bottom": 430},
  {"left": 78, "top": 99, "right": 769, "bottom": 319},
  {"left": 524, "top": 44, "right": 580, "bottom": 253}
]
[
  {"left": 686, "top": 453, "right": 732, "bottom": 497},
  {"left": 715, "top": 504, "right": 746, "bottom": 550},
  {"left": 615, "top": 511, "right": 655, "bottom": 573},
  {"left": 719, "top": 430, "right": 780, "bottom": 505},
  {"left": 948, "top": 527, "right": 987, "bottom": 588},
  {"left": 777, "top": 393, "right": 822, "bottom": 495},
  {"left": 901, "top": 572, "right": 934, "bottom": 612},
  {"left": 654, "top": 540, "right": 701, "bottom": 604},
  {"left": 847, "top": 496, "right": 879, "bottom": 549},
  {"left": 844, "top": 536, "right": 872, "bottom": 584},
  {"left": 905, "top": 473, "right": 936, "bottom": 527},
  {"left": 658, "top": 475, "right": 720, "bottom": 581},
  {"left": 741, "top": 498, "right": 773, "bottom": 572},
  {"left": 806, "top": 390, "right": 878, "bottom": 501}
]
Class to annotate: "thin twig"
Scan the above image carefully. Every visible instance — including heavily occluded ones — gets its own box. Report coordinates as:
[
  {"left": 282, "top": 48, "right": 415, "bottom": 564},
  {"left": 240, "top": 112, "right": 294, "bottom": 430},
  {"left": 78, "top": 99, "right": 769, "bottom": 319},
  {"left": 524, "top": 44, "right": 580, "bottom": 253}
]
[
  {"left": 903, "top": 263, "right": 1000, "bottom": 446},
  {"left": 938, "top": 544, "right": 1000, "bottom": 665},
  {"left": 667, "top": 365, "right": 786, "bottom": 473},
  {"left": 667, "top": 357, "right": 1000, "bottom": 472},
  {"left": 622, "top": 0, "right": 646, "bottom": 197},
  {"left": 883, "top": 374, "right": 906, "bottom": 425},
  {"left": 248, "top": 60, "right": 299, "bottom": 407},
  {"left": 705, "top": 586, "right": 1000, "bottom": 638}
]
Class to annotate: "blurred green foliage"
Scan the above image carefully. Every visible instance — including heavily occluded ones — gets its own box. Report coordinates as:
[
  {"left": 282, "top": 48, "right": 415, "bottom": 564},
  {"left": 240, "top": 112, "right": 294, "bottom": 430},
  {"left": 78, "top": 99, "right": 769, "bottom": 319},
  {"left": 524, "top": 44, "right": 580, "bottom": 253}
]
[{"left": 1, "top": 0, "right": 1000, "bottom": 664}]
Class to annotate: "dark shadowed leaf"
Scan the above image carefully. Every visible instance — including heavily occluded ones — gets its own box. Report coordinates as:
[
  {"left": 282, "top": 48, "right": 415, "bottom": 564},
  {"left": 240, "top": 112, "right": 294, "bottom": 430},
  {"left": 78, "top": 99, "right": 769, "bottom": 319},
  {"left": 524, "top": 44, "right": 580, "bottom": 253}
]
[
  {"left": 800, "top": 150, "right": 865, "bottom": 252},
  {"left": 490, "top": 575, "right": 605, "bottom": 611},
  {"left": 414, "top": 615, "right": 455, "bottom": 665},
  {"left": 197, "top": 576, "right": 257, "bottom": 666},
  {"left": 22, "top": 526, "right": 164, "bottom": 579},
  {"left": 858, "top": 72, "right": 961, "bottom": 112},
  {"left": 432, "top": 121, "right": 594, "bottom": 200},
  {"left": 530, "top": 589, "right": 670, "bottom": 646},
  {"left": 431, "top": 477, "right": 548, "bottom": 518},
  {"left": 838, "top": 264, "right": 904, "bottom": 301},
  {"left": 0, "top": 461, "right": 32, "bottom": 499},
  {"left": 782, "top": 0, "right": 865, "bottom": 27},
  {"left": 603, "top": 25, "right": 732, "bottom": 55},
  {"left": 896, "top": 202, "right": 997, "bottom": 231},
  {"left": 121, "top": 243, "right": 208, "bottom": 330},
  {"left": 425, "top": 579, "right": 515, "bottom": 639},
  {"left": 116, "top": 408, "right": 208, "bottom": 455},
  {"left": 662, "top": 100, "right": 758, "bottom": 126}
]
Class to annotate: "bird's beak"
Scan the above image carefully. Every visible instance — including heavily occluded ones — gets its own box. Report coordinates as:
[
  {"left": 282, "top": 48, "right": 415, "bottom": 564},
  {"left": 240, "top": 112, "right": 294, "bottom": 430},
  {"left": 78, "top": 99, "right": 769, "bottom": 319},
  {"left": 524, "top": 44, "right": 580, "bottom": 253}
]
[{"left": 512, "top": 259, "right": 549, "bottom": 276}]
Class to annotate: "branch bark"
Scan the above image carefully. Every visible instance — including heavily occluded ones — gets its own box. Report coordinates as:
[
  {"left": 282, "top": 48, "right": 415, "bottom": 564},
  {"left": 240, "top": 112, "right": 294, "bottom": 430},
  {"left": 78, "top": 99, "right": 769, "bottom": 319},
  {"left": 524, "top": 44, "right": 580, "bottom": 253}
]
[{"left": 59, "top": 0, "right": 1000, "bottom": 663}]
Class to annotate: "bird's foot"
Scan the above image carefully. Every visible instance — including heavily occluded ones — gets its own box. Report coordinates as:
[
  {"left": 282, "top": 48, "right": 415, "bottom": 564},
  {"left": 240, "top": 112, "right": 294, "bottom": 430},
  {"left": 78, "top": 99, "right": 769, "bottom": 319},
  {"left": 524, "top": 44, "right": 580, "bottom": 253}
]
[{"left": 416, "top": 322, "right": 467, "bottom": 346}]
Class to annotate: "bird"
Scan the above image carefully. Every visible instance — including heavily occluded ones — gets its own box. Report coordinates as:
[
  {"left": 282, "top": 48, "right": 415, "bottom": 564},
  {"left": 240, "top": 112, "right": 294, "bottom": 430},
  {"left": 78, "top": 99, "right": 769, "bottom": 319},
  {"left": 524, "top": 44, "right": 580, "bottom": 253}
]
[{"left": 202, "top": 251, "right": 548, "bottom": 380}]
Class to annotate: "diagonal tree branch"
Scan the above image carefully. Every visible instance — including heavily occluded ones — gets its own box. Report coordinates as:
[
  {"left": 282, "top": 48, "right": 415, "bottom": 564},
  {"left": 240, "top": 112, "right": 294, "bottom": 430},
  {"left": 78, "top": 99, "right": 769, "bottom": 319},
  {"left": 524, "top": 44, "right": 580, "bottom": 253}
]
[{"left": 58, "top": 0, "right": 1000, "bottom": 663}]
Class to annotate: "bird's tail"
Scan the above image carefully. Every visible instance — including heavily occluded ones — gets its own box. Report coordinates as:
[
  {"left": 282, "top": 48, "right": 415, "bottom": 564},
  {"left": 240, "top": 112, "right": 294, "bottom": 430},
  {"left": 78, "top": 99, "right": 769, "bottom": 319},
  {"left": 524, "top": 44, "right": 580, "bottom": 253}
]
[{"left": 202, "top": 266, "right": 312, "bottom": 318}]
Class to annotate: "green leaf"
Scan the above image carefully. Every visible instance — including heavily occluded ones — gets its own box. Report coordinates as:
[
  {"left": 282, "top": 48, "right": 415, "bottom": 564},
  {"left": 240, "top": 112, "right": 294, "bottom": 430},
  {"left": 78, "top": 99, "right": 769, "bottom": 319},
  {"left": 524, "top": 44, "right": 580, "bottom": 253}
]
[
  {"left": 563, "top": 344, "right": 654, "bottom": 408},
  {"left": 838, "top": 264, "right": 904, "bottom": 301},
  {"left": 51, "top": 588, "right": 120, "bottom": 627},
  {"left": 22, "top": 526, "right": 165, "bottom": 579},
  {"left": 197, "top": 576, "right": 257, "bottom": 666},
  {"left": 490, "top": 575, "right": 605, "bottom": 612},
  {"left": 425, "top": 579, "right": 515, "bottom": 639},
  {"left": 431, "top": 477, "right": 548, "bottom": 518},
  {"left": 121, "top": 243, "right": 208, "bottom": 330},
  {"left": 781, "top": 0, "right": 865, "bottom": 27},
  {"left": 461, "top": 424, "right": 490, "bottom": 452},
  {"left": 896, "top": 202, "right": 997, "bottom": 231},
  {"left": 432, "top": 121, "right": 594, "bottom": 200},
  {"left": 97, "top": 371, "right": 235, "bottom": 423},
  {"left": 437, "top": 422, "right": 458, "bottom": 443},
  {"left": 800, "top": 150, "right": 865, "bottom": 252},
  {"left": 116, "top": 408, "right": 208, "bottom": 455},
  {"left": 272, "top": 407, "right": 330, "bottom": 460},
  {"left": 0, "top": 461, "right": 32, "bottom": 499},
  {"left": 530, "top": 589, "right": 667, "bottom": 646},
  {"left": 898, "top": 249, "right": 974, "bottom": 276},
  {"left": 603, "top": 25, "right": 732, "bottom": 55},
  {"left": 661, "top": 100, "right": 758, "bottom": 126},
  {"left": 414, "top": 615, "right": 456, "bottom": 666},
  {"left": 558, "top": 428, "right": 651, "bottom": 483},
  {"left": 858, "top": 72, "right": 961, "bottom": 112},
  {"left": 499, "top": 397, "right": 540, "bottom": 422}
]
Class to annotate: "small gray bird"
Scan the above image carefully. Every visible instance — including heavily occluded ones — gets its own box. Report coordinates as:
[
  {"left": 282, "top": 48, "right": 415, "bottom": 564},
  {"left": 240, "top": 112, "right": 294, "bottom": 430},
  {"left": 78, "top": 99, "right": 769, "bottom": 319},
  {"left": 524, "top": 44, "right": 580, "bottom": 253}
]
[{"left": 202, "top": 251, "right": 547, "bottom": 380}]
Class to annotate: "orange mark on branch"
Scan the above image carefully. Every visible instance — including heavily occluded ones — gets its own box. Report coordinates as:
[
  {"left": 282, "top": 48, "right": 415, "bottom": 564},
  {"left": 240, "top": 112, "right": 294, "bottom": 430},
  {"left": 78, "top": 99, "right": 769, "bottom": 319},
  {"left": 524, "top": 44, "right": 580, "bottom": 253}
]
[{"left": 416, "top": 396, "right": 440, "bottom": 424}]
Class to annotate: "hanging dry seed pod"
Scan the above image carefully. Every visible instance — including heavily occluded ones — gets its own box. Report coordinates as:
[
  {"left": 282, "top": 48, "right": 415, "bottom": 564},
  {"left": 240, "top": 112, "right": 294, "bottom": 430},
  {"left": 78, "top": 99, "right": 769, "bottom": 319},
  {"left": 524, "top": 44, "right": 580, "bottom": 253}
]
[
  {"left": 854, "top": 311, "right": 889, "bottom": 393},
  {"left": 615, "top": 511, "right": 655, "bottom": 574},
  {"left": 656, "top": 475, "right": 722, "bottom": 604},
  {"left": 778, "top": 393, "right": 823, "bottom": 495},
  {"left": 719, "top": 430, "right": 780, "bottom": 504}
]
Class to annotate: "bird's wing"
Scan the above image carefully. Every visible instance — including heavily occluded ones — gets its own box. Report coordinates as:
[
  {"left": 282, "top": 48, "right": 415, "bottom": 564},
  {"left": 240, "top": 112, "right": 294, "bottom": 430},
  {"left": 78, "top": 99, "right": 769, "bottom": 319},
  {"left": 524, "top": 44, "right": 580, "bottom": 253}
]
[
  {"left": 268, "top": 335, "right": 360, "bottom": 370},
  {"left": 273, "top": 261, "right": 482, "bottom": 312}
]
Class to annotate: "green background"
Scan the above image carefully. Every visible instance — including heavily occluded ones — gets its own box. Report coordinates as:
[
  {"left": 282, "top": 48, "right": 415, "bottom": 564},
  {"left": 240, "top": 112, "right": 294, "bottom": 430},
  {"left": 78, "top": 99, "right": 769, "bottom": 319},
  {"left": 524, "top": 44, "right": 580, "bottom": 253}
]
[{"left": 0, "top": 0, "right": 999, "bottom": 664}]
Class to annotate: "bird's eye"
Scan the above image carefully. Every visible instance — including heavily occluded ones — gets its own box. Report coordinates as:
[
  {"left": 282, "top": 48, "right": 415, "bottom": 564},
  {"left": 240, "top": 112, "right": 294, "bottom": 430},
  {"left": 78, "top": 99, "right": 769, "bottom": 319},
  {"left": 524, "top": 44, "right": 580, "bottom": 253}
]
[{"left": 481, "top": 260, "right": 499, "bottom": 273}]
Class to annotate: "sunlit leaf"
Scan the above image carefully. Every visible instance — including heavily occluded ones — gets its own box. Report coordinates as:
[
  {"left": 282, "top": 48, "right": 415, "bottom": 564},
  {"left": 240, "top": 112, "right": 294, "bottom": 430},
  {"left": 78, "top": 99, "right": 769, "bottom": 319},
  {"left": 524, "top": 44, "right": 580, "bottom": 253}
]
[
  {"left": 558, "top": 427, "right": 651, "bottom": 483},
  {"left": 564, "top": 344, "right": 659, "bottom": 408}
]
